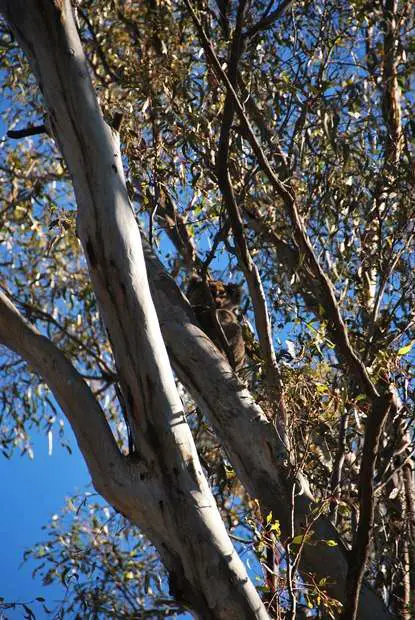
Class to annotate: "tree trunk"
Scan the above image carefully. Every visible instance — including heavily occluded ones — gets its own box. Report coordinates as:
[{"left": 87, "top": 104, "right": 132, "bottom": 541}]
[
  {"left": 0, "top": 1, "right": 268, "bottom": 617},
  {"left": 0, "top": 1, "right": 397, "bottom": 618}
]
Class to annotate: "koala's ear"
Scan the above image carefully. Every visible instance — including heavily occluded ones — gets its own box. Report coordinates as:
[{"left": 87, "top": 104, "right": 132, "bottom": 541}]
[
  {"left": 187, "top": 275, "right": 202, "bottom": 297},
  {"left": 188, "top": 274, "right": 202, "bottom": 288},
  {"left": 187, "top": 275, "right": 211, "bottom": 308},
  {"left": 225, "top": 283, "right": 242, "bottom": 306}
]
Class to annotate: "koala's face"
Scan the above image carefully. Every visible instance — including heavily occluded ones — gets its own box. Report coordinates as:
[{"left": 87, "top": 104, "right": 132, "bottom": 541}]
[
  {"left": 213, "top": 282, "right": 241, "bottom": 310},
  {"left": 188, "top": 277, "right": 242, "bottom": 311},
  {"left": 187, "top": 277, "right": 245, "bottom": 370},
  {"left": 208, "top": 281, "right": 227, "bottom": 308},
  {"left": 224, "top": 284, "right": 242, "bottom": 308}
]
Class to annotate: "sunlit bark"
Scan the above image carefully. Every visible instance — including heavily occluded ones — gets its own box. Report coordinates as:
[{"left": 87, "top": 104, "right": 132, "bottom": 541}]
[{"left": 0, "top": 1, "right": 268, "bottom": 617}]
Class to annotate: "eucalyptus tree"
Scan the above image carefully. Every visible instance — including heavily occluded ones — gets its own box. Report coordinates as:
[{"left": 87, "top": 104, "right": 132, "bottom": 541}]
[{"left": 0, "top": 1, "right": 413, "bottom": 619}]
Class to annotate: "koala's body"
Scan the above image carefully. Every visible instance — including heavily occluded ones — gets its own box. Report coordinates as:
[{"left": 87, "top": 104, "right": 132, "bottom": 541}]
[{"left": 187, "top": 277, "right": 245, "bottom": 371}]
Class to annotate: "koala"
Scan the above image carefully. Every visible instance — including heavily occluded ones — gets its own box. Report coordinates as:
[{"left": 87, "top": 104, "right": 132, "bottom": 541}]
[{"left": 187, "top": 276, "right": 245, "bottom": 371}]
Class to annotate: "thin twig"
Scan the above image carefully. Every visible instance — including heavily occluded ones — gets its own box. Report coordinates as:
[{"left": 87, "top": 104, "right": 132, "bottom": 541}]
[
  {"left": 78, "top": 7, "right": 122, "bottom": 84},
  {"left": 185, "top": 0, "right": 378, "bottom": 401},
  {"left": 330, "top": 410, "right": 350, "bottom": 524},
  {"left": 213, "top": 0, "right": 286, "bottom": 413},
  {"left": 243, "top": 0, "right": 294, "bottom": 40},
  {"left": 7, "top": 125, "right": 48, "bottom": 139},
  {"left": 0, "top": 285, "right": 115, "bottom": 377}
]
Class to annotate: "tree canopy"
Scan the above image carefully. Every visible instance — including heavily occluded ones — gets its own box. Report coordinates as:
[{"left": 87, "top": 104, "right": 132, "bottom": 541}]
[{"left": 0, "top": 0, "right": 414, "bottom": 618}]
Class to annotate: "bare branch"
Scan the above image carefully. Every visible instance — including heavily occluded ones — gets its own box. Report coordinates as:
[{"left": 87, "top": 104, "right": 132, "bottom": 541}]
[
  {"left": 143, "top": 238, "right": 392, "bottom": 619},
  {"left": 0, "top": 2, "right": 269, "bottom": 614},
  {"left": 214, "top": 0, "right": 286, "bottom": 417},
  {"left": 382, "top": 0, "right": 403, "bottom": 165},
  {"left": 185, "top": 0, "right": 378, "bottom": 401},
  {"left": 152, "top": 188, "right": 198, "bottom": 269},
  {"left": 7, "top": 124, "right": 48, "bottom": 139},
  {"left": 244, "top": 0, "right": 294, "bottom": 40},
  {"left": 341, "top": 389, "right": 399, "bottom": 620}
]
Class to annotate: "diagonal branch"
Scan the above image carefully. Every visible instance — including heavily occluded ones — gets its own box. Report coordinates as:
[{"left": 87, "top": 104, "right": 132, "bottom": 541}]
[
  {"left": 215, "top": 0, "right": 285, "bottom": 415},
  {"left": 185, "top": 0, "right": 378, "bottom": 402},
  {"left": 185, "top": 5, "right": 402, "bottom": 616},
  {"left": 78, "top": 7, "right": 123, "bottom": 85},
  {"left": 143, "top": 237, "right": 393, "bottom": 620},
  {"left": 0, "top": 289, "right": 127, "bottom": 502},
  {"left": 0, "top": 2, "right": 269, "bottom": 615},
  {"left": 243, "top": 0, "right": 294, "bottom": 40},
  {"left": 150, "top": 186, "right": 198, "bottom": 269},
  {"left": 0, "top": 285, "right": 115, "bottom": 378}
]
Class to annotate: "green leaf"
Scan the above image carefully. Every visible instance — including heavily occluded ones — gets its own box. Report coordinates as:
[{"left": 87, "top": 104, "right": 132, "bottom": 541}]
[
  {"left": 306, "top": 322, "right": 319, "bottom": 335},
  {"left": 292, "top": 532, "right": 314, "bottom": 545},
  {"left": 397, "top": 341, "right": 414, "bottom": 356},
  {"left": 355, "top": 394, "right": 366, "bottom": 402},
  {"left": 324, "top": 539, "right": 338, "bottom": 547},
  {"left": 316, "top": 383, "right": 328, "bottom": 393}
]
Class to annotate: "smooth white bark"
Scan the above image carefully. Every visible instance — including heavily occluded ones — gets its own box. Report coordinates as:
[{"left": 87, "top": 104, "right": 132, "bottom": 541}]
[
  {"left": 0, "top": 1, "right": 268, "bottom": 617},
  {"left": 143, "top": 241, "right": 393, "bottom": 620},
  {"left": 0, "top": 1, "right": 393, "bottom": 617}
]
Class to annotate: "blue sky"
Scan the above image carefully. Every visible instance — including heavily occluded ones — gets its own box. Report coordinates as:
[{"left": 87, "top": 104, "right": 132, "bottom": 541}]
[
  {"left": 0, "top": 426, "right": 90, "bottom": 617},
  {"left": 0, "top": 96, "right": 93, "bottom": 617}
]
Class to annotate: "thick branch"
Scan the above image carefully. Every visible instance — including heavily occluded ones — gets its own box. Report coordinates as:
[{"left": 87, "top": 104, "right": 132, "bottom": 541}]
[
  {"left": 0, "top": 290, "right": 126, "bottom": 503},
  {"left": 341, "top": 390, "right": 398, "bottom": 620},
  {"left": 143, "top": 238, "right": 393, "bottom": 620},
  {"left": 0, "top": 2, "right": 268, "bottom": 616},
  {"left": 7, "top": 124, "right": 48, "bottom": 139},
  {"left": 382, "top": 0, "right": 403, "bottom": 165}
]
